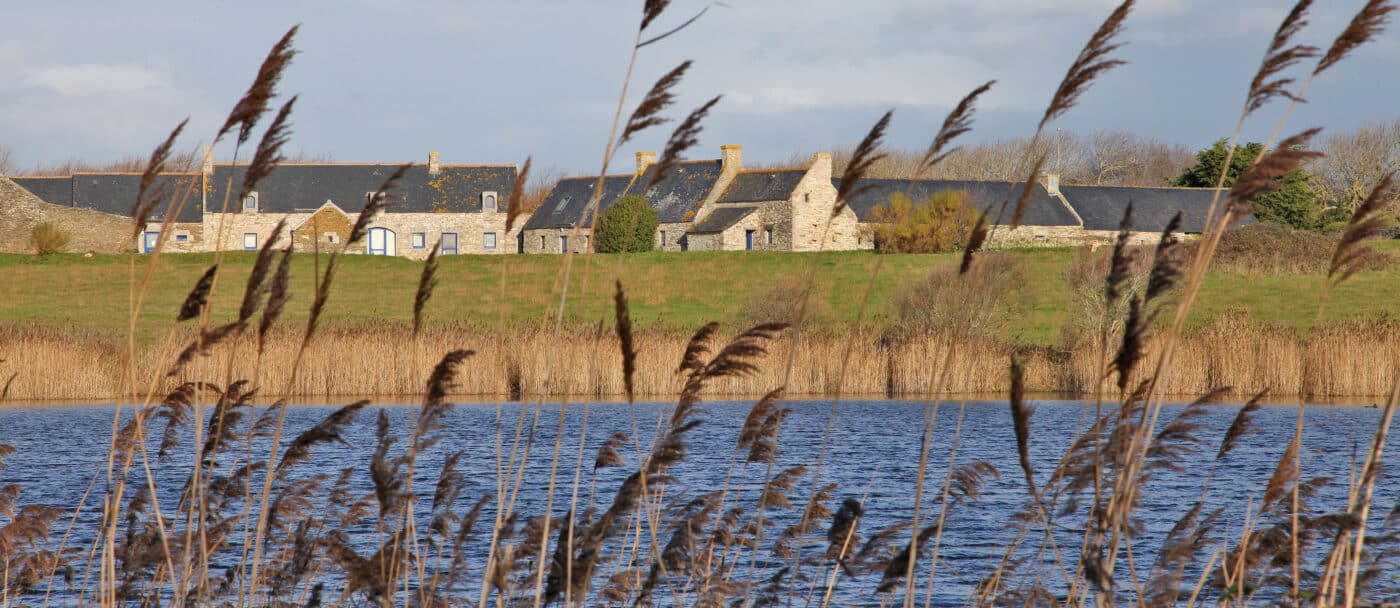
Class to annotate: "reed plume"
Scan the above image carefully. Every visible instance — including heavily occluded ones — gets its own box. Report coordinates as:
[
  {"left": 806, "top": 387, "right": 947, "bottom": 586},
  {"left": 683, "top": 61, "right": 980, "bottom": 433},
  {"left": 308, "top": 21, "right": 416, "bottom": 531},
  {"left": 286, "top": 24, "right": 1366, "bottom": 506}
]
[
  {"left": 1106, "top": 206, "right": 1135, "bottom": 306},
  {"left": 275, "top": 400, "right": 368, "bottom": 475},
  {"left": 131, "top": 119, "right": 188, "bottom": 237},
  {"left": 834, "top": 110, "right": 892, "bottom": 215},
  {"left": 167, "top": 322, "right": 241, "bottom": 377},
  {"left": 1315, "top": 0, "right": 1396, "bottom": 76},
  {"left": 217, "top": 25, "right": 299, "bottom": 145},
  {"left": 614, "top": 280, "right": 637, "bottom": 404},
  {"left": 348, "top": 163, "right": 410, "bottom": 246},
  {"left": 1009, "top": 356, "right": 1037, "bottom": 499},
  {"left": 1038, "top": 0, "right": 1134, "bottom": 131},
  {"left": 258, "top": 246, "right": 293, "bottom": 353},
  {"left": 676, "top": 321, "right": 720, "bottom": 376},
  {"left": 959, "top": 214, "right": 988, "bottom": 276},
  {"left": 1144, "top": 212, "right": 1182, "bottom": 302},
  {"left": 238, "top": 218, "right": 286, "bottom": 324},
  {"left": 1246, "top": 0, "right": 1318, "bottom": 114},
  {"left": 918, "top": 81, "right": 995, "bottom": 174},
  {"left": 177, "top": 264, "right": 218, "bottom": 322},
  {"left": 1008, "top": 154, "right": 1046, "bottom": 229},
  {"left": 414, "top": 242, "right": 440, "bottom": 337},
  {"left": 594, "top": 432, "right": 629, "bottom": 469},
  {"left": 649, "top": 95, "right": 721, "bottom": 189},
  {"left": 826, "top": 497, "right": 864, "bottom": 563},
  {"left": 505, "top": 156, "right": 531, "bottom": 234},
  {"left": 1328, "top": 173, "right": 1394, "bottom": 286},
  {"left": 1217, "top": 388, "right": 1267, "bottom": 459},
  {"left": 620, "top": 60, "right": 690, "bottom": 145},
  {"left": 1226, "top": 128, "right": 1323, "bottom": 218},
  {"left": 640, "top": 0, "right": 671, "bottom": 32},
  {"left": 239, "top": 96, "right": 296, "bottom": 204}
]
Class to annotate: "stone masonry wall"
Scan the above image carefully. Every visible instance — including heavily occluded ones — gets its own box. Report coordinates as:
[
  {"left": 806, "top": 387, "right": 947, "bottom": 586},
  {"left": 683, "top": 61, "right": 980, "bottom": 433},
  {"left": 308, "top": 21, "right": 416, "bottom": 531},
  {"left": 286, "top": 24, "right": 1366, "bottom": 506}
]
[
  {"left": 789, "top": 153, "right": 861, "bottom": 251},
  {"left": 139, "top": 222, "right": 205, "bottom": 253},
  {"left": 206, "top": 209, "right": 529, "bottom": 259},
  {"left": 290, "top": 206, "right": 353, "bottom": 254},
  {"left": 0, "top": 177, "right": 133, "bottom": 253}
]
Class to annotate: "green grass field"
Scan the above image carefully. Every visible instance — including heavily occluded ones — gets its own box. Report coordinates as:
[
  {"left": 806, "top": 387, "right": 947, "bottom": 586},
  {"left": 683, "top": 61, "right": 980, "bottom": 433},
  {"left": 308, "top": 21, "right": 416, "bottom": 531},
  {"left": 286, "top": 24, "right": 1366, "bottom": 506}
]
[{"left": 2, "top": 243, "right": 1398, "bottom": 345}]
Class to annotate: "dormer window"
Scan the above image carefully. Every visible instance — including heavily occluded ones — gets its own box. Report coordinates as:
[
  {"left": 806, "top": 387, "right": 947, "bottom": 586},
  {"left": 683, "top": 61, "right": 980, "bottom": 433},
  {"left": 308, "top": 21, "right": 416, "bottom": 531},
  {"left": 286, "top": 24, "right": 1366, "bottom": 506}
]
[
  {"left": 243, "top": 192, "right": 258, "bottom": 213},
  {"left": 482, "top": 191, "right": 499, "bottom": 212}
]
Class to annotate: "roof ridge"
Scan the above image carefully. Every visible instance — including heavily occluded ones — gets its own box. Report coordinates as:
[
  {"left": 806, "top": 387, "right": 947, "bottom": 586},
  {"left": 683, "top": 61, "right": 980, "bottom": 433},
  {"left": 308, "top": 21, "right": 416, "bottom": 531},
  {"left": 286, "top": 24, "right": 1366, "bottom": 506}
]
[
  {"left": 1062, "top": 183, "right": 1214, "bottom": 191},
  {"left": 736, "top": 167, "right": 807, "bottom": 174}
]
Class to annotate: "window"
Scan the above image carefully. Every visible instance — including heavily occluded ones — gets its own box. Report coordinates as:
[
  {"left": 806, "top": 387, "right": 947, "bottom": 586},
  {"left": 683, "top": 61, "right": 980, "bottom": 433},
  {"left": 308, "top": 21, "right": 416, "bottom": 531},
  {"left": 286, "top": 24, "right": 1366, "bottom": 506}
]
[
  {"left": 326, "top": 233, "right": 338, "bottom": 244},
  {"left": 539, "top": 235, "right": 546, "bottom": 251},
  {"left": 174, "top": 234, "right": 189, "bottom": 243},
  {"left": 242, "top": 193, "right": 258, "bottom": 212},
  {"left": 765, "top": 228, "right": 773, "bottom": 245},
  {"left": 142, "top": 232, "right": 159, "bottom": 253},
  {"left": 660, "top": 232, "right": 667, "bottom": 247},
  {"left": 411, "top": 232, "right": 426, "bottom": 249},
  {"left": 243, "top": 233, "right": 258, "bottom": 250},
  {"left": 581, "top": 235, "right": 589, "bottom": 251},
  {"left": 482, "top": 191, "right": 499, "bottom": 212},
  {"left": 804, "top": 193, "right": 810, "bottom": 204},
  {"left": 442, "top": 232, "right": 458, "bottom": 254},
  {"left": 560, "top": 235, "right": 569, "bottom": 252},
  {"left": 483, "top": 232, "right": 497, "bottom": 250}
]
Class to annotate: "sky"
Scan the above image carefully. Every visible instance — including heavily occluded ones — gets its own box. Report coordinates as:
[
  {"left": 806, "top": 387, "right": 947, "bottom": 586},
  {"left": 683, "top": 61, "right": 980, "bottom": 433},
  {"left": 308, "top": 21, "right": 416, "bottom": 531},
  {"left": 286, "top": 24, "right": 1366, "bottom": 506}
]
[{"left": 2, "top": 0, "right": 1398, "bottom": 176}]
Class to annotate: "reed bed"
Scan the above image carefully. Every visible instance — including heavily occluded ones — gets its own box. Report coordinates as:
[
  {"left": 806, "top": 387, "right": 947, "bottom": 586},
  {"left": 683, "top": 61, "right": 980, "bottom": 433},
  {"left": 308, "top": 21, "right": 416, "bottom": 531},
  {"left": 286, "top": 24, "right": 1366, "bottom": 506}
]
[
  {"left": 4, "top": 319, "right": 1399, "bottom": 401},
  {"left": 3, "top": 1, "right": 1400, "bottom": 606}
]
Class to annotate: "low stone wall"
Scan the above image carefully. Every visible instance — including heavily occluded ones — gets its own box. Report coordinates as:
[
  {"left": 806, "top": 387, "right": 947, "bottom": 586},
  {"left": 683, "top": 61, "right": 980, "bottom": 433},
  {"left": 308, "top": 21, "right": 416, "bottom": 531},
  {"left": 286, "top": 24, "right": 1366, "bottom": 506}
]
[{"left": 0, "top": 177, "right": 133, "bottom": 254}]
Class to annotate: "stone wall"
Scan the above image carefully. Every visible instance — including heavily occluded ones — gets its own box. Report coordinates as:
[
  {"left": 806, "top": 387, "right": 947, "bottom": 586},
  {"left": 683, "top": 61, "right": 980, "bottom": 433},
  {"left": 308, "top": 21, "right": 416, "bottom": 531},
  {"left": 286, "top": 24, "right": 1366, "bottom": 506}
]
[
  {"left": 789, "top": 153, "right": 861, "bottom": 251},
  {"left": 206, "top": 209, "right": 529, "bottom": 259},
  {"left": 522, "top": 227, "right": 590, "bottom": 254},
  {"left": 656, "top": 222, "right": 690, "bottom": 251},
  {"left": 0, "top": 177, "right": 133, "bottom": 253},
  {"left": 139, "top": 222, "right": 205, "bottom": 253},
  {"left": 290, "top": 205, "right": 353, "bottom": 253},
  {"left": 687, "top": 209, "right": 770, "bottom": 251}
]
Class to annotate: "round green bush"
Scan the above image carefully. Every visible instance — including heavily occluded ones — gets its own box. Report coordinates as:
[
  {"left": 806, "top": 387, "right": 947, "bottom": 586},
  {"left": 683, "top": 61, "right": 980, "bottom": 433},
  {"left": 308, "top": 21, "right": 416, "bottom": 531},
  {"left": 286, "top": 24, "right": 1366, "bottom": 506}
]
[{"left": 594, "top": 195, "right": 657, "bottom": 253}]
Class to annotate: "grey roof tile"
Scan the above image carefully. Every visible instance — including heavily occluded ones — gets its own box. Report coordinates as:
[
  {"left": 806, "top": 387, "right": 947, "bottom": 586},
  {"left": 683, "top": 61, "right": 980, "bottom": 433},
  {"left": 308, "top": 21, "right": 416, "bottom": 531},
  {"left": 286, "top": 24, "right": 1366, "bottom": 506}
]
[
  {"left": 718, "top": 169, "right": 806, "bottom": 203},
  {"left": 73, "top": 173, "right": 204, "bottom": 222},
  {"left": 8, "top": 176, "right": 73, "bottom": 206},
  {"left": 625, "top": 160, "right": 723, "bottom": 223},
  {"left": 1059, "top": 185, "right": 1245, "bottom": 232},
  {"left": 523, "top": 175, "right": 636, "bottom": 230},
  {"left": 205, "top": 163, "right": 516, "bottom": 215},
  {"left": 689, "top": 206, "right": 757, "bottom": 234}
]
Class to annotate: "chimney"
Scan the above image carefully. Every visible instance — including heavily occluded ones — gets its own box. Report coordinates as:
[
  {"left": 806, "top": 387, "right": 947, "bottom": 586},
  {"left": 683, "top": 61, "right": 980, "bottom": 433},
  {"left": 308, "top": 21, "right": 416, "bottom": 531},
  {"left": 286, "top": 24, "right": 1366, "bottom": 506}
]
[
  {"left": 635, "top": 151, "right": 657, "bottom": 175},
  {"left": 720, "top": 144, "right": 743, "bottom": 173},
  {"left": 428, "top": 151, "right": 441, "bottom": 176},
  {"left": 201, "top": 146, "right": 214, "bottom": 175},
  {"left": 1040, "top": 172, "right": 1061, "bottom": 197},
  {"left": 808, "top": 152, "right": 833, "bottom": 180}
]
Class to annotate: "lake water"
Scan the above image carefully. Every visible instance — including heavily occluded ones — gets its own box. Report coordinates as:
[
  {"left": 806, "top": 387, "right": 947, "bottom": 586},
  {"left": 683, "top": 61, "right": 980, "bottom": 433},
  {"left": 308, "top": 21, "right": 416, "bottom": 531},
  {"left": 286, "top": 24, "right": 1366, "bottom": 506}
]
[{"left": 0, "top": 398, "right": 1395, "bottom": 606}]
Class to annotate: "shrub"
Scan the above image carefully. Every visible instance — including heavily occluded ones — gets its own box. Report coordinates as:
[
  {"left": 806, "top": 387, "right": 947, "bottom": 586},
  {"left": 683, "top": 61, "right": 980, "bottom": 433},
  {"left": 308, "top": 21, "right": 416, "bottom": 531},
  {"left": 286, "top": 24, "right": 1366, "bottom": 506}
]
[
  {"left": 31, "top": 222, "right": 70, "bottom": 256},
  {"left": 869, "top": 190, "right": 978, "bottom": 253},
  {"left": 594, "top": 195, "right": 657, "bottom": 253},
  {"left": 890, "top": 253, "right": 1030, "bottom": 336},
  {"left": 1061, "top": 245, "right": 1154, "bottom": 344},
  {"left": 736, "top": 276, "right": 835, "bottom": 331},
  {"left": 1193, "top": 222, "right": 1393, "bottom": 274}
]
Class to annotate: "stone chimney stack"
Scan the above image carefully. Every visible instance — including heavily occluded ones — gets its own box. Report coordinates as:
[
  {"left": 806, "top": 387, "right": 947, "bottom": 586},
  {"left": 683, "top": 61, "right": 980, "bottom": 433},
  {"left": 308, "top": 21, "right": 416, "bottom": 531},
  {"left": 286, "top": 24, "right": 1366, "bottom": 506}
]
[
  {"left": 808, "top": 152, "right": 833, "bottom": 180},
  {"left": 201, "top": 146, "right": 214, "bottom": 175},
  {"left": 635, "top": 151, "right": 657, "bottom": 175},
  {"left": 720, "top": 144, "right": 743, "bottom": 173},
  {"left": 1040, "top": 172, "right": 1061, "bottom": 197},
  {"left": 428, "top": 151, "right": 441, "bottom": 176}
]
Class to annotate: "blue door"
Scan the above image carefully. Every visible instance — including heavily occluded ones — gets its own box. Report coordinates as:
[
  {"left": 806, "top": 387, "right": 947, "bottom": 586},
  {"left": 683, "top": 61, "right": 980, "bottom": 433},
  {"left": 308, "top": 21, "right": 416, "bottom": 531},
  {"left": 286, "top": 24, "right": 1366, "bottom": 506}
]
[
  {"left": 745, "top": 230, "right": 755, "bottom": 250},
  {"left": 142, "top": 231, "right": 159, "bottom": 253},
  {"left": 441, "top": 232, "right": 458, "bottom": 254},
  {"left": 368, "top": 227, "right": 396, "bottom": 256}
]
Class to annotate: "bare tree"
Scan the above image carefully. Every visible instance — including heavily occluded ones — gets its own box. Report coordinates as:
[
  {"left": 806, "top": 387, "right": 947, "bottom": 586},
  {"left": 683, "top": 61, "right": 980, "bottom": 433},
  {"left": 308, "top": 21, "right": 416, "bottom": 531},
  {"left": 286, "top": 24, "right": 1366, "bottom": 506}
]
[
  {"left": 1309, "top": 119, "right": 1400, "bottom": 213},
  {"left": 0, "top": 145, "right": 13, "bottom": 176}
]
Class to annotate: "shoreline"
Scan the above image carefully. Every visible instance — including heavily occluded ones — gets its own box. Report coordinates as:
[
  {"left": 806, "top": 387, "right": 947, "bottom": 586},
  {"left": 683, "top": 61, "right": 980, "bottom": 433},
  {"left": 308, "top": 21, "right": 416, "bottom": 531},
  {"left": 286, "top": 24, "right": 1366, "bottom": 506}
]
[{"left": 1, "top": 391, "right": 1385, "bottom": 409}]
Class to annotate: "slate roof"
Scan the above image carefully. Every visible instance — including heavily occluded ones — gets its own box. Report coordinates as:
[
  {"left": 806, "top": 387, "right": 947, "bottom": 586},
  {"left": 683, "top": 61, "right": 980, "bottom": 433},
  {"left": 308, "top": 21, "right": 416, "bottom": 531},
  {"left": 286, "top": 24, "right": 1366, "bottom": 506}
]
[
  {"left": 9, "top": 177, "right": 73, "bottom": 206},
  {"left": 204, "top": 163, "right": 516, "bottom": 214},
  {"left": 1058, "top": 186, "right": 1239, "bottom": 232},
  {"left": 71, "top": 173, "right": 205, "bottom": 222},
  {"left": 833, "top": 178, "right": 1079, "bottom": 227},
  {"left": 523, "top": 175, "right": 636, "bottom": 230},
  {"left": 718, "top": 169, "right": 806, "bottom": 203},
  {"left": 624, "top": 160, "right": 724, "bottom": 223},
  {"left": 689, "top": 206, "right": 757, "bottom": 234}
]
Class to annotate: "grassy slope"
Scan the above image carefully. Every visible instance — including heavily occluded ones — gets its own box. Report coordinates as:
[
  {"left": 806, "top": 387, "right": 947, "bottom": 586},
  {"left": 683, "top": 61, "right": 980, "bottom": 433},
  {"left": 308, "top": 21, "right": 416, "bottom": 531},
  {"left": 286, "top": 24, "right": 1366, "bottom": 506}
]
[{"left": 2, "top": 243, "right": 1398, "bottom": 345}]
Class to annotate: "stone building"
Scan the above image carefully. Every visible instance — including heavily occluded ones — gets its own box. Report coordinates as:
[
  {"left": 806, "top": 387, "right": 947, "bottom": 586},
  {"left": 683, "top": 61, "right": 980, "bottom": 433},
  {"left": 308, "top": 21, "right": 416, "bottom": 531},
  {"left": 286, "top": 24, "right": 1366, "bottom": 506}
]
[
  {"left": 4, "top": 152, "right": 524, "bottom": 259},
  {"left": 202, "top": 152, "right": 521, "bottom": 260}
]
